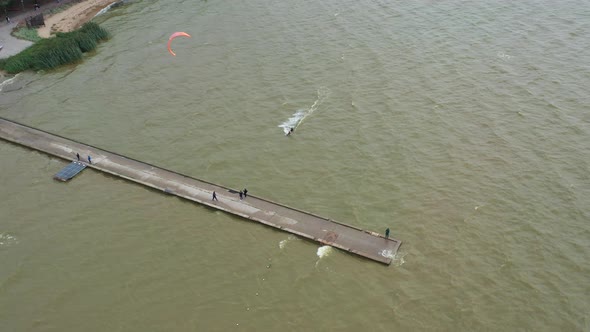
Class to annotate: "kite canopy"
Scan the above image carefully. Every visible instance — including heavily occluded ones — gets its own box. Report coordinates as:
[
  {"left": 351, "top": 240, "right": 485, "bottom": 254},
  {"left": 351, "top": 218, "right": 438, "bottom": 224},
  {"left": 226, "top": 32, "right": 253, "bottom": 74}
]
[{"left": 167, "top": 32, "right": 191, "bottom": 56}]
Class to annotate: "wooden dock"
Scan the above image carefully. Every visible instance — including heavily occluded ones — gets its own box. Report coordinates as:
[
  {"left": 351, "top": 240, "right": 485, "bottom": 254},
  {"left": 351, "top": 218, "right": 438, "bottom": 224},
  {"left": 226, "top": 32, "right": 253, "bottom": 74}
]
[{"left": 0, "top": 117, "right": 401, "bottom": 264}]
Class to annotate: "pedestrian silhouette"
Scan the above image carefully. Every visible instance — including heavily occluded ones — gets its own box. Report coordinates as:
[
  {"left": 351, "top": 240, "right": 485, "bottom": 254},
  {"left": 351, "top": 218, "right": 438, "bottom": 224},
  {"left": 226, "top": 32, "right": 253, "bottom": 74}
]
[
  {"left": 243, "top": 188, "right": 248, "bottom": 198},
  {"left": 87, "top": 155, "right": 92, "bottom": 164},
  {"left": 385, "top": 228, "right": 390, "bottom": 238},
  {"left": 76, "top": 153, "right": 80, "bottom": 161},
  {"left": 212, "top": 191, "right": 218, "bottom": 201},
  {"left": 239, "top": 191, "right": 243, "bottom": 200}
]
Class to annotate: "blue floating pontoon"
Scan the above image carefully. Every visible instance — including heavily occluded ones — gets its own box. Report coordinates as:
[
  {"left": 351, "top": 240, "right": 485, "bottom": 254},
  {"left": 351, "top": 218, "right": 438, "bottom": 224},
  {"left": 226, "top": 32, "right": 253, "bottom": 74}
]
[{"left": 53, "top": 161, "right": 87, "bottom": 182}]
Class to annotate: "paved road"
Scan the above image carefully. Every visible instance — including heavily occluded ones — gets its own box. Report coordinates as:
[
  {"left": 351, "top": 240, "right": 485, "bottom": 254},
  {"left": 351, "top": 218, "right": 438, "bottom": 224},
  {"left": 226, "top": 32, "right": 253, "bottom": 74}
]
[
  {"left": 0, "top": 20, "right": 33, "bottom": 58},
  {"left": 0, "top": 117, "right": 402, "bottom": 264}
]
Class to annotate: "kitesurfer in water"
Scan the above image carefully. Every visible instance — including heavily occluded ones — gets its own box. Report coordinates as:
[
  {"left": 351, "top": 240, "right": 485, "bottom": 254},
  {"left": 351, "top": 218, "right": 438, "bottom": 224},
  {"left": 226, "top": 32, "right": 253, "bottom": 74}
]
[{"left": 286, "top": 127, "right": 294, "bottom": 136}]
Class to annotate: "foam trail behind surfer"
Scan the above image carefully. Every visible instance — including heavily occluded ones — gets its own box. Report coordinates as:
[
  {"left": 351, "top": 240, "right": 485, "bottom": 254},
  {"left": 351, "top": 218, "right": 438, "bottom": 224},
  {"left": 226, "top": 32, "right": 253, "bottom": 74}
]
[{"left": 278, "top": 87, "right": 330, "bottom": 135}]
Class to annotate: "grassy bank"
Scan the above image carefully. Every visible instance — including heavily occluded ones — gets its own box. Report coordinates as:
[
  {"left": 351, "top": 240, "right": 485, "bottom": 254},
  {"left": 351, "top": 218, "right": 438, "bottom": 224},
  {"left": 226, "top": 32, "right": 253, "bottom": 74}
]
[
  {"left": 12, "top": 27, "right": 43, "bottom": 42},
  {"left": 0, "top": 22, "right": 110, "bottom": 74}
]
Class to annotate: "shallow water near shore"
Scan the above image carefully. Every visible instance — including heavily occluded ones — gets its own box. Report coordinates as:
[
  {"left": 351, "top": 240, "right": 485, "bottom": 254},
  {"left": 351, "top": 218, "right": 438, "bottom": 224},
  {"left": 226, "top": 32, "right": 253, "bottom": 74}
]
[{"left": 1, "top": 0, "right": 590, "bottom": 330}]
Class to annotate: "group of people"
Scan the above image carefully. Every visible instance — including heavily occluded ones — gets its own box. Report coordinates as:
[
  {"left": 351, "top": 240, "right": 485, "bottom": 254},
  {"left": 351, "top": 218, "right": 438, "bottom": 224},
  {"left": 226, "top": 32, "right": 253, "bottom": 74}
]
[
  {"left": 75, "top": 150, "right": 254, "bottom": 205},
  {"left": 73, "top": 149, "right": 393, "bottom": 239},
  {"left": 212, "top": 188, "right": 248, "bottom": 202},
  {"left": 238, "top": 188, "right": 248, "bottom": 200}
]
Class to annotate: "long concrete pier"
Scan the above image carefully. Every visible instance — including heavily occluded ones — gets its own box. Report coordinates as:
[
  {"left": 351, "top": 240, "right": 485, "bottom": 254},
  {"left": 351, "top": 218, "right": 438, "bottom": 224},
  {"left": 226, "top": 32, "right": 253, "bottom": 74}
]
[{"left": 0, "top": 117, "right": 401, "bottom": 264}]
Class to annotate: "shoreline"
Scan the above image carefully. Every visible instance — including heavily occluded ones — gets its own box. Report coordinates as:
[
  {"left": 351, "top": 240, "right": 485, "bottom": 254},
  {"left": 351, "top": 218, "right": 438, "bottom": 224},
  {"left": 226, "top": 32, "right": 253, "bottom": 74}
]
[
  {"left": 37, "top": 0, "right": 117, "bottom": 38},
  {"left": 0, "top": 0, "right": 115, "bottom": 65}
]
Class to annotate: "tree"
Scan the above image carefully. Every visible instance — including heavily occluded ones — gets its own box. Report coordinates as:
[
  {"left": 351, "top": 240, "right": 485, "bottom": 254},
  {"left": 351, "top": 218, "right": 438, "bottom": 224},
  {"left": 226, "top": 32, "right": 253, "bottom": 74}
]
[{"left": 0, "top": 0, "right": 12, "bottom": 15}]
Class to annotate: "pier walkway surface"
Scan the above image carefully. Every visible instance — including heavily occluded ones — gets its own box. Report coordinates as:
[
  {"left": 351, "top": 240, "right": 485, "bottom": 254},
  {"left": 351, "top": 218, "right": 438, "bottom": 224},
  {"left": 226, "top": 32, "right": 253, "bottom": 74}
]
[{"left": 0, "top": 117, "right": 401, "bottom": 264}]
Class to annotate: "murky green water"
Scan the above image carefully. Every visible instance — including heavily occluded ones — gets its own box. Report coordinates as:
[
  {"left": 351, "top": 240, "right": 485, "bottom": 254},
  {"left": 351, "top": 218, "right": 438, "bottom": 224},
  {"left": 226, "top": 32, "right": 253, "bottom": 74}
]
[{"left": 1, "top": 0, "right": 589, "bottom": 330}]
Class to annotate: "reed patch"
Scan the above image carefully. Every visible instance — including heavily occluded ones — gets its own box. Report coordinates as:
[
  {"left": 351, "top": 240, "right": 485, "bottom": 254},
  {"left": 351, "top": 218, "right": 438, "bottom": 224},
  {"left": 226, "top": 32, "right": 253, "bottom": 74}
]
[{"left": 0, "top": 22, "right": 110, "bottom": 74}]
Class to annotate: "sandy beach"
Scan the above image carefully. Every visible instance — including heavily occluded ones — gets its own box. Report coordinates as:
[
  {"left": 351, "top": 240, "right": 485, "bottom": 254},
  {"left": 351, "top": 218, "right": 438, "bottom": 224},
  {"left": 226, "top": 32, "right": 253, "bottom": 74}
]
[{"left": 37, "top": 0, "right": 116, "bottom": 38}]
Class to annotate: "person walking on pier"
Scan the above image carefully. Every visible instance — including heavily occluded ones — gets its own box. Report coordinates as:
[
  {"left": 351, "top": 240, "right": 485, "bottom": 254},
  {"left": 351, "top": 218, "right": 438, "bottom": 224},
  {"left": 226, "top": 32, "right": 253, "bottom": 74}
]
[
  {"left": 76, "top": 153, "right": 80, "bottom": 161},
  {"left": 243, "top": 188, "right": 248, "bottom": 198},
  {"left": 87, "top": 155, "right": 92, "bottom": 164},
  {"left": 239, "top": 191, "right": 243, "bottom": 200},
  {"left": 212, "top": 191, "right": 218, "bottom": 201},
  {"left": 385, "top": 228, "right": 390, "bottom": 239}
]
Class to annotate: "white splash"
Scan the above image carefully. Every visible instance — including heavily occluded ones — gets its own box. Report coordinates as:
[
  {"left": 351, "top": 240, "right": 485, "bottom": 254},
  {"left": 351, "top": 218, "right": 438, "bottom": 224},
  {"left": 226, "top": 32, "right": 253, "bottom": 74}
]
[
  {"left": 389, "top": 251, "right": 407, "bottom": 267},
  {"left": 381, "top": 249, "right": 395, "bottom": 259},
  {"left": 279, "top": 235, "right": 297, "bottom": 250},
  {"left": 381, "top": 250, "right": 407, "bottom": 266},
  {"left": 497, "top": 51, "right": 512, "bottom": 60},
  {"left": 0, "top": 233, "right": 18, "bottom": 247},
  {"left": 317, "top": 245, "right": 333, "bottom": 258},
  {"left": 278, "top": 87, "right": 330, "bottom": 135},
  {"left": 279, "top": 238, "right": 290, "bottom": 250}
]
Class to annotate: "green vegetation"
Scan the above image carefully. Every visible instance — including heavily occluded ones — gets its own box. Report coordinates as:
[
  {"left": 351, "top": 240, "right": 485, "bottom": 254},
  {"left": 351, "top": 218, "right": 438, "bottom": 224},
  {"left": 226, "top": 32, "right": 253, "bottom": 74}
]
[
  {"left": 0, "top": 22, "right": 110, "bottom": 74},
  {"left": 11, "top": 27, "right": 42, "bottom": 42},
  {"left": 0, "top": 0, "right": 12, "bottom": 14}
]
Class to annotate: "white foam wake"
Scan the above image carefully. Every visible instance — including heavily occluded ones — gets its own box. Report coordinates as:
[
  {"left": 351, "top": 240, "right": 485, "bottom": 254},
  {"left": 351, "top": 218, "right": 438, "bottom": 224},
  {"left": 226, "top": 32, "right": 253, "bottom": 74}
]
[
  {"left": 279, "top": 109, "right": 306, "bottom": 135},
  {"left": 278, "top": 87, "right": 330, "bottom": 135}
]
